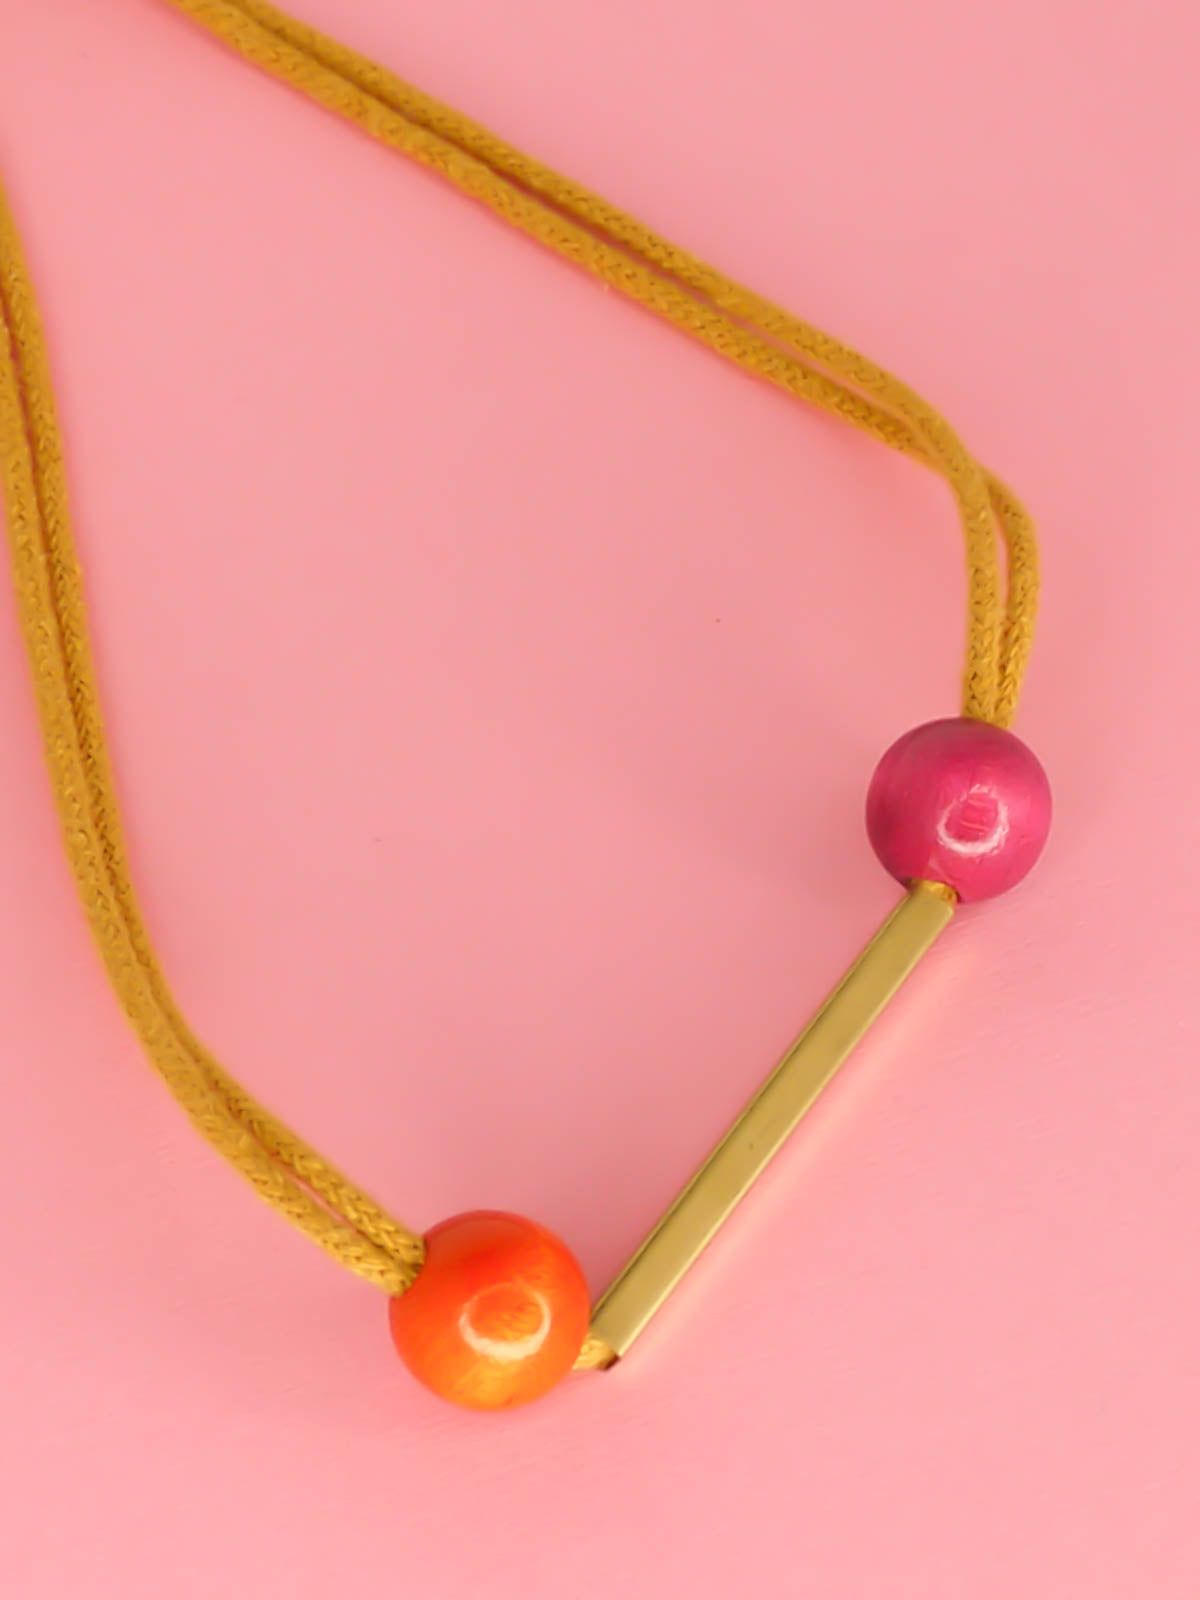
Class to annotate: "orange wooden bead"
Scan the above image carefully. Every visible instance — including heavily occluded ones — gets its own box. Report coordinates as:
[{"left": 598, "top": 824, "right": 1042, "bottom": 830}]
[{"left": 388, "top": 1211, "right": 591, "bottom": 1410}]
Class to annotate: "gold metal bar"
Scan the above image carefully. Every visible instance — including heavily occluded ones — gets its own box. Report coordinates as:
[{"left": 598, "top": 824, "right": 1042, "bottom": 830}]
[{"left": 588, "top": 881, "right": 955, "bottom": 1363}]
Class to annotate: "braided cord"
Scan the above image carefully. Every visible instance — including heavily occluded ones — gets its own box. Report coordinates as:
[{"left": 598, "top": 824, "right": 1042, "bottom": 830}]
[
  {"left": 0, "top": 0, "right": 1037, "bottom": 1304},
  {"left": 0, "top": 177, "right": 423, "bottom": 1293}
]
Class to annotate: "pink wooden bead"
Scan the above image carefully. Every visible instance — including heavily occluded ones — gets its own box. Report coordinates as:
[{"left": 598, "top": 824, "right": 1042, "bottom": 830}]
[{"left": 866, "top": 718, "right": 1051, "bottom": 901}]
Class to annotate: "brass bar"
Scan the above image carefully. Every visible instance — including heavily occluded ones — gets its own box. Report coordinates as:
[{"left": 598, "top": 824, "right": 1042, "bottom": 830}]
[{"left": 589, "top": 881, "right": 955, "bottom": 1362}]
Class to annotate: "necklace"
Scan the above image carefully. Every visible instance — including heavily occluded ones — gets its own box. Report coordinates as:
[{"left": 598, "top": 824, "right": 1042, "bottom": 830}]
[{"left": 0, "top": 0, "right": 1050, "bottom": 1411}]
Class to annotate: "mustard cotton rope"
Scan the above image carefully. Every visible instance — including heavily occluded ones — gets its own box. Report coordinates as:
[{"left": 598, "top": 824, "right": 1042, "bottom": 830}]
[{"left": 0, "top": 0, "right": 1038, "bottom": 1344}]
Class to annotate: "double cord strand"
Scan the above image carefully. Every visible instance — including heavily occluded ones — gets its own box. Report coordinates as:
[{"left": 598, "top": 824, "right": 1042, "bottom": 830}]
[{"left": 0, "top": 0, "right": 1038, "bottom": 1336}]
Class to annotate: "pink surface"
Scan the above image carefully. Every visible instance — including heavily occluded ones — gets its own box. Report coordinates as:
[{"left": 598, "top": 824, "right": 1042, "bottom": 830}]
[{"left": 0, "top": 0, "right": 1197, "bottom": 1594}]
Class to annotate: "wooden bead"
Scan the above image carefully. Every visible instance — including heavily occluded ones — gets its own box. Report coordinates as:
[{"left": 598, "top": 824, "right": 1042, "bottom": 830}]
[
  {"left": 388, "top": 1211, "right": 590, "bottom": 1410},
  {"left": 866, "top": 717, "right": 1052, "bottom": 901}
]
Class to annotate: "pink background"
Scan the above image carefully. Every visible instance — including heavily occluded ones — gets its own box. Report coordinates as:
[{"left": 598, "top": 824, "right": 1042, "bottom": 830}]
[{"left": 1, "top": 1, "right": 1197, "bottom": 1594}]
